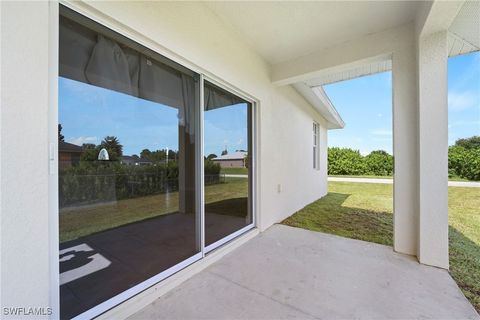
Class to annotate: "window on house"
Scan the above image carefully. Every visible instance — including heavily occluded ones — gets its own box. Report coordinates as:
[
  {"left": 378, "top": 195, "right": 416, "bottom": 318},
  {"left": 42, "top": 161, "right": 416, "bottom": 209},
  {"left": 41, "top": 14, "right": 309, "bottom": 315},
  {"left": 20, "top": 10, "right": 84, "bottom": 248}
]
[{"left": 313, "top": 122, "right": 320, "bottom": 170}]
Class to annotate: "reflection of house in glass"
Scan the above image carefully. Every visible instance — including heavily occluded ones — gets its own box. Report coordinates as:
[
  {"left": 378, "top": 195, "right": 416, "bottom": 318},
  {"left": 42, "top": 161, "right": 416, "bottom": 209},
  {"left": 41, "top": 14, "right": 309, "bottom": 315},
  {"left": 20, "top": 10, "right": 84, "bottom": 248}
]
[
  {"left": 121, "top": 155, "right": 153, "bottom": 166},
  {"left": 59, "top": 141, "right": 83, "bottom": 169},
  {"left": 212, "top": 151, "right": 247, "bottom": 168}
]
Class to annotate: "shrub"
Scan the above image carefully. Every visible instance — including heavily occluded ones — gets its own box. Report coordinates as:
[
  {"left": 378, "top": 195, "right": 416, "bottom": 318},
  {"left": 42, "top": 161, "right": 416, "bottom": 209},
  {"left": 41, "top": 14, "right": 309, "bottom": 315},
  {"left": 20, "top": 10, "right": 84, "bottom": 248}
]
[
  {"left": 449, "top": 146, "right": 480, "bottom": 181},
  {"left": 59, "top": 160, "right": 222, "bottom": 208},
  {"left": 364, "top": 150, "right": 393, "bottom": 176},
  {"left": 204, "top": 159, "right": 221, "bottom": 185},
  {"left": 328, "top": 147, "right": 366, "bottom": 175}
]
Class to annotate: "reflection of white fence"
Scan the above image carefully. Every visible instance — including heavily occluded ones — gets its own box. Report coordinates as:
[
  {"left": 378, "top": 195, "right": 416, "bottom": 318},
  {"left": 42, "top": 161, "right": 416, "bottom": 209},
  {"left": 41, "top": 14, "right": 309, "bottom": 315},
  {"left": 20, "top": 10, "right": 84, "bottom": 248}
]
[{"left": 205, "top": 174, "right": 226, "bottom": 185}]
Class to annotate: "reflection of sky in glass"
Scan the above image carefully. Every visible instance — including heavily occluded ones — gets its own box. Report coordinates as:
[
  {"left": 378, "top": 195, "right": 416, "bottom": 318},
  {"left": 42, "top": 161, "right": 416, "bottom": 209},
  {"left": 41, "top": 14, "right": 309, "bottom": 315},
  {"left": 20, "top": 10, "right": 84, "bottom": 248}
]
[
  {"left": 59, "top": 77, "right": 248, "bottom": 156},
  {"left": 204, "top": 103, "right": 248, "bottom": 157}
]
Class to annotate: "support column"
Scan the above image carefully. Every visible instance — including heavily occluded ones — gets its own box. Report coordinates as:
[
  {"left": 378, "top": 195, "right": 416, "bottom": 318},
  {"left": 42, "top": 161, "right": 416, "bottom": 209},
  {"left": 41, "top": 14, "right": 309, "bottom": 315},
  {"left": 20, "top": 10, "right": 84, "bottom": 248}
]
[
  {"left": 392, "top": 39, "right": 419, "bottom": 257},
  {"left": 417, "top": 31, "right": 449, "bottom": 269}
]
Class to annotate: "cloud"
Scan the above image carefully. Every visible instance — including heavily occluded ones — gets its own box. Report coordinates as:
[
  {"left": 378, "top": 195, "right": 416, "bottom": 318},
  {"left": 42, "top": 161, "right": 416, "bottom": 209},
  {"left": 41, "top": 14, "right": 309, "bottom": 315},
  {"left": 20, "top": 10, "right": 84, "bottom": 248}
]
[
  {"left": 448, "top": 91, "right": 477, "bottom": 111},
  {"left": 371, "top": 129, "right": 392, "bottom": 136},
  {"left": 67, "top": 136, "right": 97, "bottom": 146}
]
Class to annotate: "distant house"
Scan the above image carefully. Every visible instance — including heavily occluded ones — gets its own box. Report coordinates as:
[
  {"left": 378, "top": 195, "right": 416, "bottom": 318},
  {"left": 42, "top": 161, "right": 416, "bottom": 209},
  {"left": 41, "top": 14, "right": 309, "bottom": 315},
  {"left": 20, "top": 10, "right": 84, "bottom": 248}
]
[
  {"left": 121, "top": 155, "right": 152, "bottom": 166},
  {"left": 212, "top": 151, "right": 247, "bottom": 168},
  {"left": 59, "top": 141, "right": 83, "bottom": 169}
]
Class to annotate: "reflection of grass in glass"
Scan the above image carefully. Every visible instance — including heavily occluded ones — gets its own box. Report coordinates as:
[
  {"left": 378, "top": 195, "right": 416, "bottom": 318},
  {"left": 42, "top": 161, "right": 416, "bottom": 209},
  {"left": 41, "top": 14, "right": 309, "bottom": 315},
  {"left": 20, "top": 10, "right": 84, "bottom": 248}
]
[
  {"left": 220, "top": 167, "right": 248, "bottom": 175},
  {"left": 59, "top": 177, "right": 248, "bottom": 243}
]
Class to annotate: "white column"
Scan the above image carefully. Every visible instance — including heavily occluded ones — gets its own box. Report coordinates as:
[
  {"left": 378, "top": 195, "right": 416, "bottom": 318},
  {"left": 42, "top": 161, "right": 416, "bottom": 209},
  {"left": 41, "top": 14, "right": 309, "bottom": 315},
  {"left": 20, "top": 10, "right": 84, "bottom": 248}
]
[
  {"left": 392, "top": 39, "right": 420, "bottom": 257},
  {"left": 417, "top": 31, "right": 449, "bottom": 269}
]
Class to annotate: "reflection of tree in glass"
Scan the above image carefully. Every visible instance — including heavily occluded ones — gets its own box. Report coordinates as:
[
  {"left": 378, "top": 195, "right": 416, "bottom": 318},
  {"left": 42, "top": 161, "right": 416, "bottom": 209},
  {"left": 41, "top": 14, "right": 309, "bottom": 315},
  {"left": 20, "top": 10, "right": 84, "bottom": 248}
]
[
  {"left": 140, "top": 148, "right": 178, "bottom": 163},
  {"left": 58, "top": 124, "right": 65, "bottom": 142},
  {"left": 77, "top": 136, "right": 123, "bottom": 162},
  {"left": 101, "top": 136, "right": 123, "bottom": 160},
  {"left": 207, "top": 154, "right": 217, "bottom": 160}
]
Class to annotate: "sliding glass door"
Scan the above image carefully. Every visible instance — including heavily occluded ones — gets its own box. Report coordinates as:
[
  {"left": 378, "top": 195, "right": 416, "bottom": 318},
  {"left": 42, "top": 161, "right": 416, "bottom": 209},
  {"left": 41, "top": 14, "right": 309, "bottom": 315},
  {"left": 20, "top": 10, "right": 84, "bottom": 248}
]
[
  {"left": 58, "top": 6, "right": 254, "bottom": 319},
  {"left": 203, "top": 81, "right": 253, "bottom": 249}
]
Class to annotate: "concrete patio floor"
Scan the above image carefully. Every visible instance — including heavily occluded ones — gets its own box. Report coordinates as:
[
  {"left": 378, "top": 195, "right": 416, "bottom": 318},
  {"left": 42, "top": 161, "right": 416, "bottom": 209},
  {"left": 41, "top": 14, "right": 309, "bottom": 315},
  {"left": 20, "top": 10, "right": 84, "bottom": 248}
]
[{"left": 130, "top": 225, "right": 479, "bottom": 320}]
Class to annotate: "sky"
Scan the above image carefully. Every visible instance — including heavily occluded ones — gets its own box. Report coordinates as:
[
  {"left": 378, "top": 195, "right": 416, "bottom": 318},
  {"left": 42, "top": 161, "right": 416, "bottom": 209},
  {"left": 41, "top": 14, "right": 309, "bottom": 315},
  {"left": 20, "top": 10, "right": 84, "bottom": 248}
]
[
  {"left": 59, "top": 77, "right": 248, "bottom": 157},
  {"left": 324, "top": 51, "right": 480, "bottom": 155}
]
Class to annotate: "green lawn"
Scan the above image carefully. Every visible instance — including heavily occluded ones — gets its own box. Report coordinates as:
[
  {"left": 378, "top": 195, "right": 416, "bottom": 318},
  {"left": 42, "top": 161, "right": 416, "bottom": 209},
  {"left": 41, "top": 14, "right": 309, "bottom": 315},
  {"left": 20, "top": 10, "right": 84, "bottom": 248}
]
[
  {"left": 282, "top": 181, "right": 480, "bottom": 313},
  {"left": 60, "top": 177, "right": 248, "bottom": 242},
  {"left": 220, "top": 167, "right": 249, "bottom": 175},
  {"left": 328, "top": 174, "right": 473, "bottom": 182},
  {"left": 329, "top": 174, "right": 393, "bottom": 179}
]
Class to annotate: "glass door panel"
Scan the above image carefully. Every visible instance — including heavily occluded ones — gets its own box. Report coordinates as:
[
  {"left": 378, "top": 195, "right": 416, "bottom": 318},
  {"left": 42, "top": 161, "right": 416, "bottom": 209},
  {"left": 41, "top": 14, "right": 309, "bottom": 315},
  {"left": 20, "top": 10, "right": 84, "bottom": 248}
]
[
  {"left": 58, "top": 8, "right": 199, "bottom": 319},
  {"left": 203, "top": 81, "right": 253, "bottom": 247}
]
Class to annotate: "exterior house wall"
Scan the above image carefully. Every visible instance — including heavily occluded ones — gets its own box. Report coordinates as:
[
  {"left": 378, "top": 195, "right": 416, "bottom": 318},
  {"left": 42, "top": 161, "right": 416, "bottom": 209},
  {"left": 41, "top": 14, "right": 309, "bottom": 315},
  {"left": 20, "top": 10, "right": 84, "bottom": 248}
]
[
  {"left": 1, "top": 1, "right": 55, "bottom": 317},
  {"left": 0, "top": 0, "right": 329, "bottom": 316}
]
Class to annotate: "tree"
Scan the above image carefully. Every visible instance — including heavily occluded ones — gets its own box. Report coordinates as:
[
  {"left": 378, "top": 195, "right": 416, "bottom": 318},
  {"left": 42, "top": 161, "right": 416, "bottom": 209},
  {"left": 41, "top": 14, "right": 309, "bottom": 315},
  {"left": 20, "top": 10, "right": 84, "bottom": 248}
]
[
  {"left": 221, "top": 148, "right": 228, "bottom": 156},
  {"left": 364, "top": 150, "right": 393, "bottom": 176},
  {"left": 139, "top": 148, "right": 178, "bottom": 163},
  {"left": 455, "top": 136, "right": 480, "bottom": 150},
  {"left": 207, "top": 153, "right": 217, "bottom": 160},
  {"left": 80, "top": 147, "right": 100, "bottom": 162},
  {"left": 101, "top": 136, "right": 123, "bottom": 160},
  {"left": 449, "top": 145, "right": 480, "bottom": 181},
  {"left": 140, "top": 149, "right": 152, "bottom": 159},
  {"left": 58, "top": 124, "right": 65, "bottom": 142}
]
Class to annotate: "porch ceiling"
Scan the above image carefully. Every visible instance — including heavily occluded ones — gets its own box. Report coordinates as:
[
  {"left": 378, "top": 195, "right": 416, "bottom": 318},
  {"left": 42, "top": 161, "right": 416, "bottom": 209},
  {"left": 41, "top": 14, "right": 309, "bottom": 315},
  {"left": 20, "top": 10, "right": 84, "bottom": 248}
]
[
  {"left": 204, "top": 1, "right": 421, "bottom": 65},
  {"left": 130, "top": 225, "right": 478, "bottom": 319}
]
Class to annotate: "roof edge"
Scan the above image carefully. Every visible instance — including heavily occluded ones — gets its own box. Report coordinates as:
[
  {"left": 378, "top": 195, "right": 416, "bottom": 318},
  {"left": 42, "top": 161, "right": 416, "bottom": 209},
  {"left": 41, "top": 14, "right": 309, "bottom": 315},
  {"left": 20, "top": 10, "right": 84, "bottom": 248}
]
[{"left": 293, "top": 83, "right": 345, "bottom": 129}]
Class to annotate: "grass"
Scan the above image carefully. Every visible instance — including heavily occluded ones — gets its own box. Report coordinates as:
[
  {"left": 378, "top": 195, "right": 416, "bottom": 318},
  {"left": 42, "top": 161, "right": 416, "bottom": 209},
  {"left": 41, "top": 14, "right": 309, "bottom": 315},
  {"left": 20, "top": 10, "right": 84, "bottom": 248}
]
[
  {"left": 328, "top": 174, "right": 473, "bottom": 182},
  {"left": 329, "top": 174, "right": 393, "bottom": 179},
  {"left": 220, "top": 167, "right": 249, "bottom": 175},
  {"left": 282, "top": 181, "right": 480, "bottom": 313},
  {"left": 60, "top": 177, "right": 248, "bottom": 242}
]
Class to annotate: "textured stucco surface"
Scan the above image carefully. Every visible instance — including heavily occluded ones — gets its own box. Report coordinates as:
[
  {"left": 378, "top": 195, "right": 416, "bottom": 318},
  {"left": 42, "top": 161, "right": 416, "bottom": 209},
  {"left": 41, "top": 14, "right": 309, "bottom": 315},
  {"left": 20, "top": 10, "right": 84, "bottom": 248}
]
[{"left": 131, "top": 225, "right": 479, "bottom": 320}]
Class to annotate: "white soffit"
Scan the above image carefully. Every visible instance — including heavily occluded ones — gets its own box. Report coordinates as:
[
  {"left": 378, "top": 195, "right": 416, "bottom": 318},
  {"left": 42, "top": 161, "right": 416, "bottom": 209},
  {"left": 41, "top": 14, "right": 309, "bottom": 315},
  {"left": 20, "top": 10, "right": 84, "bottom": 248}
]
[
  {"left": 448, "top": 1, "right": 480, "bottom": 57},
  {"left": 305, "top": 60, "right": 392, "bottom": 87},
  {"left": 293, "top": 83, "right": 344, "bottom": 130}
]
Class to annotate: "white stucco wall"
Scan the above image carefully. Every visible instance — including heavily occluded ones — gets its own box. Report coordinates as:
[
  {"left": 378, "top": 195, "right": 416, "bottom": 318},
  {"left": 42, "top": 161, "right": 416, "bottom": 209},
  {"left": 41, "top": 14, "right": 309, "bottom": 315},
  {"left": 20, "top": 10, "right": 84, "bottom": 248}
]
[
  {"left": 1, "top": 1, "right": 56, "bottom": 318},
  {"left": 0, "top": 0, "right": 329, "bottom": 315}
]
